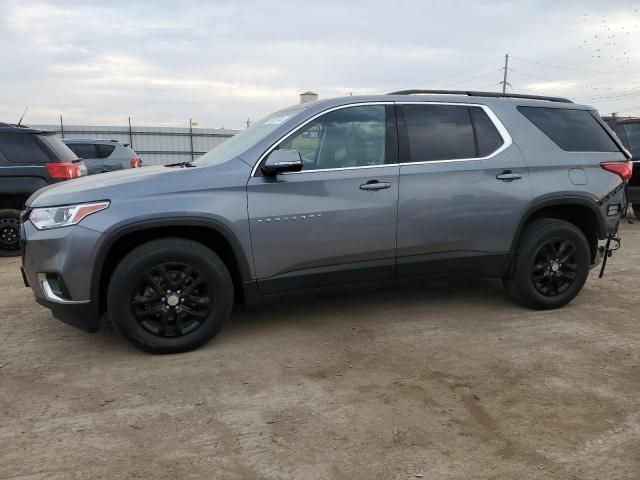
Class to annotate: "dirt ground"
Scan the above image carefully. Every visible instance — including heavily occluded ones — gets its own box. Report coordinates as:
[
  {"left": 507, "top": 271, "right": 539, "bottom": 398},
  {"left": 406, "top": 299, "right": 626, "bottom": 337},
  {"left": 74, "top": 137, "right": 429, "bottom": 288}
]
[{"left": 1, "top": 222, "right": 639, "bottom": 480}]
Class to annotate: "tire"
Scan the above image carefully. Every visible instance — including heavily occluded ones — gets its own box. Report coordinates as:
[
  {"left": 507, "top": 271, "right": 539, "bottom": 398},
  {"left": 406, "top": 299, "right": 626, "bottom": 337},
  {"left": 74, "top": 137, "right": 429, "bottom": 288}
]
[
  {"left": 504, "top": 219, "right": 590, "bottom": 310},
  {"left": 107, "top": 238, "right": 233, "bottom": 354},
  {"left": 633, "top": 204, "right": 640, "bottom": 220},
  {"left": 0, "top": 209, "right": 22, "bottom": 257}
]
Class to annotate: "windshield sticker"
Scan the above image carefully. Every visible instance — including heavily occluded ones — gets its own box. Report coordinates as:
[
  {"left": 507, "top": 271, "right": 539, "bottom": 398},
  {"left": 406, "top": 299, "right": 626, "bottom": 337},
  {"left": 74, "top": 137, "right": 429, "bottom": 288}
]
[{"left": 264, "top": 115, "right": 290, "bottom": 125}]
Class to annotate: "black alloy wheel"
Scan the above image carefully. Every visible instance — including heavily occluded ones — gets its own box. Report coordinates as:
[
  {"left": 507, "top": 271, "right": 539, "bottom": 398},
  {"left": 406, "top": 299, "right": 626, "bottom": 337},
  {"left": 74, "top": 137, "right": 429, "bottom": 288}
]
[
  {"left": 0, "top": 209, "right": 22, "bottom": 257},
  {"left": 131, "top": 262, "right": 213, "bottom": 338},
  {"left": 503, "top": 218, "right": 590, "bottom": 310},
  {"left": 108, "top": 238, "right": 233, "bottom": 354},
  {"left": 531, "top": 239, "right": 577, "bottom": 297}
]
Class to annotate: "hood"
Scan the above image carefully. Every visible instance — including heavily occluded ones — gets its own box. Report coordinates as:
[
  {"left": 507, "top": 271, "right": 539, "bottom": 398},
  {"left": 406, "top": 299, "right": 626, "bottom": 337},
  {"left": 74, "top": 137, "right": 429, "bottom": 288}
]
[{"left": 27, "top": 158, "right": 251, "bottom": 207}]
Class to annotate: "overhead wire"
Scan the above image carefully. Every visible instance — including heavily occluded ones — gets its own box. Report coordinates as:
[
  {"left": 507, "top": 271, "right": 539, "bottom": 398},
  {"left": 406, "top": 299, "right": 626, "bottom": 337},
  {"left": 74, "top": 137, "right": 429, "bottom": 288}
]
[
  {"left": 441, "top": 68, "right": 503, "bottom": 88},
  {"left": 509, "top": 56, "right": 618, "bottom": 75}
]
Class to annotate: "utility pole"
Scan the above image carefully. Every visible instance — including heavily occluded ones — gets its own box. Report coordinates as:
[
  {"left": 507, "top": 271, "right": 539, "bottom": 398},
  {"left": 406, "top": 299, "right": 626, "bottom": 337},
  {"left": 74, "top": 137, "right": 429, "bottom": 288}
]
[
  {"left": 500, "top": 53, "right": 510, "bottom": 94},
  {"left": 59, "top": 115, "right": 64, "bottom": 138},
  {"left": 189, "top": 118, "right": 195, "bottom": 162},
  {"left": 128, "top": 116, "right": 134, "bottom": 150}
]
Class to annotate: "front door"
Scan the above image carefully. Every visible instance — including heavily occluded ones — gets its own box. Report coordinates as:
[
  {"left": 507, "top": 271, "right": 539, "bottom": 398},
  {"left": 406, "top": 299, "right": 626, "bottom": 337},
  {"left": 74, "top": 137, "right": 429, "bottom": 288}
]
[
  {"left": 247, "top": 104, "right": 400, "bottom": 293},
  {"left": 396, "top": 102, "right": 532, "bottom": 277}
]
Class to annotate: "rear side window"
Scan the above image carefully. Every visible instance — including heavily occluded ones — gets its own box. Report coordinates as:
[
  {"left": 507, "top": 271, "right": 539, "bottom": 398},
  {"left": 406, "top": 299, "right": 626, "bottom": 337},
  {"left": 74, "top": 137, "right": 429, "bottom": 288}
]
[
  {"left": 97, "top": 144, "right": 116, "bottom": 158},
  {"left": 470, "top": 107, "right": 504, "bottom": 157},
  {"left": 0, "top": 133, "right": 50, "bottom": 164},
  {"left": 518, "top": 107, "right": 619, "bottom": 152},
  {"left": 401, "top": 104, "right": 476, "bottom": 162},
  {"left": 66, "top": 143, "right": 97, "bottom": 159},
  {"left": 38, "top": 134, "right": 79, "bottom": 161}
]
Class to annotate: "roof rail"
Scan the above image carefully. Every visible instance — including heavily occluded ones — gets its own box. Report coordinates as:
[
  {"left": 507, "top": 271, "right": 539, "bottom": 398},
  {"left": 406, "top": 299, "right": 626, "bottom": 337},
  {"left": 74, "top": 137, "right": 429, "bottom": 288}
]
[{"left": 387, "top": 89, "right": 573, "bottom": 104}]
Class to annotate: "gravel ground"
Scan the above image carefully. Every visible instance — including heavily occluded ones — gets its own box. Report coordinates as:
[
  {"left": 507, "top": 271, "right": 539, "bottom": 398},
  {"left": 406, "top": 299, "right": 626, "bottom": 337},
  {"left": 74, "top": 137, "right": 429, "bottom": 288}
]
[{"left": 1, "top": 222, "right": 639, "bottom": 480}]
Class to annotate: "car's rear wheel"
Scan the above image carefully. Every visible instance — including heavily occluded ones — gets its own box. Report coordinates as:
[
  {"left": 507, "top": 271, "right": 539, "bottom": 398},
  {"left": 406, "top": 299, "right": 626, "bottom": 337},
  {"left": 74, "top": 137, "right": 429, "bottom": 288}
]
[
  {"left": 504, "top": 219, "right": 590, "bottom": 310},
  {"left": 633, "top": 203, "right": 640, "bottom": 220},
  {"left": 0, "top": 209, "right": 22, "bottom": 257},
  {"left": 107, "top": 238, "right": 233, "bottom": 354}
]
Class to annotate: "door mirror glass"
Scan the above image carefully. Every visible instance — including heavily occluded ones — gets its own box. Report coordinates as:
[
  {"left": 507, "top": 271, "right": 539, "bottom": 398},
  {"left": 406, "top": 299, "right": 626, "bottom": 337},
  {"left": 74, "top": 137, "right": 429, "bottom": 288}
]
[{"left": 261, "top": 149, "right": 303, "bottom": 176}]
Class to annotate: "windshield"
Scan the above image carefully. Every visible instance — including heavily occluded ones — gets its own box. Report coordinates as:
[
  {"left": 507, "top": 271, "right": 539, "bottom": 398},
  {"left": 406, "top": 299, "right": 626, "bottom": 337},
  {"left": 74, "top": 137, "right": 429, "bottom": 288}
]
[{"left": 195, "top": 108, "right": 305, "bottom": 166}]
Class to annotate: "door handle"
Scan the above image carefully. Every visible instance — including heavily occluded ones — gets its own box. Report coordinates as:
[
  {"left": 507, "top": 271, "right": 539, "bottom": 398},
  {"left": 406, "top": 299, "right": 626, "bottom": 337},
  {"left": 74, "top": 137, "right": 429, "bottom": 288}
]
[
  {"left": 359, "top": 181, "right": 392, "bottom": 191},
  {"left": 496, "top": 170, "right": 523, "bottom": 181}
]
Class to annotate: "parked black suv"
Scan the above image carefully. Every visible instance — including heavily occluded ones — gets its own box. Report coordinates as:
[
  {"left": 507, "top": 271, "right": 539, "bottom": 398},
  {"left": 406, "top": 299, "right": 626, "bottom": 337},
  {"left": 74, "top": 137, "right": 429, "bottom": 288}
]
[
  {"left": 0, "top": 124, "right": 87, "bottom": 256},
  {"left": 603, "top": 116, "right": 640, "bottom": 218}
]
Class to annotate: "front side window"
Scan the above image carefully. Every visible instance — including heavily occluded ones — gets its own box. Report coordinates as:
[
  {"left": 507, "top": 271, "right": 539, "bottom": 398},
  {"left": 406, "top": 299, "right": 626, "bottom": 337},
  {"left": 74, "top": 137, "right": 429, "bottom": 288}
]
[
  {"left": 401, "top": 104, "right": 476, "bottom": 162},
  {"left": 278, "top": 105, "right": 386, "bottom": 171}
]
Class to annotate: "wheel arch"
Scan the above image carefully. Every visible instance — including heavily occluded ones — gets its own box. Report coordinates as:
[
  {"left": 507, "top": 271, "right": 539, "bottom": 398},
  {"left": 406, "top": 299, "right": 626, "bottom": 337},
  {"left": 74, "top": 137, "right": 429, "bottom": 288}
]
[
  {"left": 92, "top": 217, "right": 253, "bottom": 314},
  {"left": 512, "top": 195, "right": 606, "bottom": 262}
]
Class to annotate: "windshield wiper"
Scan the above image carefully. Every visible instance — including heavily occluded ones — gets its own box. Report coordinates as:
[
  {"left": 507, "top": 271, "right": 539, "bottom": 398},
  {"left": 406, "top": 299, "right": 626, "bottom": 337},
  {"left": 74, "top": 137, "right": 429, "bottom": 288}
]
[{"left": 165, "top": 161, "right": 196, "bottom": 168}]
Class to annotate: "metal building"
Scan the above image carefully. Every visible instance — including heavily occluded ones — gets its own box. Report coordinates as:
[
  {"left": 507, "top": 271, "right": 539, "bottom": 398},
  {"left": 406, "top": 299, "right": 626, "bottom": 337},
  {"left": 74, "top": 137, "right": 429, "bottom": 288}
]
[{"left": 30, "top": 124, "right": 239, "bottom": 166}]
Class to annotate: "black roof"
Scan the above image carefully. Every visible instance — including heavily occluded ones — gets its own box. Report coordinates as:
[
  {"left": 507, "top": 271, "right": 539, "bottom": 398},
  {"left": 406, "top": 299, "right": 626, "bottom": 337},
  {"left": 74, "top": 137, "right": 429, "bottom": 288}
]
[
  {"left": 0, "top": 123, "right": 52, "bottom": 134},
  {"left": 387, "top": 89, "right": 573, "bottom": 103}
]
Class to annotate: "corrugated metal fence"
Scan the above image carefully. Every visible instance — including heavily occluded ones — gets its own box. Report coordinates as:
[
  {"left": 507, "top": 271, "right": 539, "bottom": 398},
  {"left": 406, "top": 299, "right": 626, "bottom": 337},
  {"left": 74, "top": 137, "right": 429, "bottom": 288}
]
[{"left": 31, "top": 125, "right": 240, "bottom": 165}]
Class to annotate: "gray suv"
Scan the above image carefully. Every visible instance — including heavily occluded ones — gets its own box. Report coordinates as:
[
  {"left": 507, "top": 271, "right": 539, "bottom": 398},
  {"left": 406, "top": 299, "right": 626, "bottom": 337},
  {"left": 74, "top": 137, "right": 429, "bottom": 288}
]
[
  {"left": 20, "top": 91, "right": 632, "bottom": 353},
  {"left": 62, "top": 139, "right": 141, "bottom": 175}
]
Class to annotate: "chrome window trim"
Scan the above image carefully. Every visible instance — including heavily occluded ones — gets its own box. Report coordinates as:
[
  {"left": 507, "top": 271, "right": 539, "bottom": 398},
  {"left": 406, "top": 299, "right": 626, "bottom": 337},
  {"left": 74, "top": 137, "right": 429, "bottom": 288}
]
[{"left": 250, "top": 101, "right": 513, "bottom": 177}]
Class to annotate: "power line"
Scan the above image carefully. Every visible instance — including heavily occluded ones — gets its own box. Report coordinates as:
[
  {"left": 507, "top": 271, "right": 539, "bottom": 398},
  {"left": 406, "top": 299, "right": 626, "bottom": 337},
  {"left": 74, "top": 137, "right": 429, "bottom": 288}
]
[
  {"left": 424, "top": 58, "right": 501, "bottom": 86},
  {"left": 441, "top": 68, "right": 503, "bottom": 88},
  {"left": 508, "top": 68, "right": 615, "bottom": 91},
  {"left": 475, "top": 82, "right": 501, "bottom": 91},
  {"left": 510, "top": 56, "right": 618, "bottom": 74}
]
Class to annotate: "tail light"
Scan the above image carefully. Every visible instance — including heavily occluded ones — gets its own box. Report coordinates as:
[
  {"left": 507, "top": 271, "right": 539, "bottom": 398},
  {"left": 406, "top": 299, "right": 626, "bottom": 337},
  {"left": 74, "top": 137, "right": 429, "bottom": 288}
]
[
  {"left": 601, "top": 161, "right": 633, "bottom": 182},
  {"left": 130, "top": 156, "right": 141, "bottom": 168},
  {"left": 45, "top": 162, "right": 82, "bottom": 180}
]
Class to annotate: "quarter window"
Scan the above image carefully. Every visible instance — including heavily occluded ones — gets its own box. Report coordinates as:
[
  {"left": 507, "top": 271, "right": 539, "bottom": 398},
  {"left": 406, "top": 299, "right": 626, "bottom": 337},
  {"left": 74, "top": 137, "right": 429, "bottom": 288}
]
[
  {"left": 401, "top": 104, "right": 476, "bottom": 162},
  {"left": 278, "top": 105, "right": 386, "bottom": 171},
  {"left": 518, "top": 107, "right": 619, "bottom": 152},
  {"left": 0, "top": 134, "right": 50, "bottom": 164},
  {"left": 97, "top": 144, "right": 116, "bottom": 158}
]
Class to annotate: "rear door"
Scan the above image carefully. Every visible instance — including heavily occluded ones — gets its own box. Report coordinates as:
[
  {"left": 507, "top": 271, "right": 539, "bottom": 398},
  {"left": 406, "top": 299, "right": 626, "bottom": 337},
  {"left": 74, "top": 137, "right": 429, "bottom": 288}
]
[
  {"left": 396, "top": 102, "right": 532, "bottom": 277},
  {"left": 247, "top": 103, "right": 400, "bottom": 293},
  {"left": 99, "top": 143, "right": 124, "bottom": 171},
  {"left": 65, "top": 143, "right": 103, "bottom": 174}
]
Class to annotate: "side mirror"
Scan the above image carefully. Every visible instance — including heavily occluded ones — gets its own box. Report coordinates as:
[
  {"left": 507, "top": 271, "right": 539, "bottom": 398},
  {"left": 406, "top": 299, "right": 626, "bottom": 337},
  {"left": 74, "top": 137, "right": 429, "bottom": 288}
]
[{"left": 261, "top": 149, "right": 303, "bottom": 176}]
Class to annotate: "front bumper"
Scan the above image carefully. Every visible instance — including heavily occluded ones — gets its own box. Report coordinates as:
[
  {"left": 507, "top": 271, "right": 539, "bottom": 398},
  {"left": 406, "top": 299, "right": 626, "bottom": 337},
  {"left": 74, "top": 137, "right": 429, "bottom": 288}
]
[
  {"left": 35, "top": 297, "right": 101, "bottom": 333},
  {"left": 21, "top": 221, "right": 102, "bottom": 332}
]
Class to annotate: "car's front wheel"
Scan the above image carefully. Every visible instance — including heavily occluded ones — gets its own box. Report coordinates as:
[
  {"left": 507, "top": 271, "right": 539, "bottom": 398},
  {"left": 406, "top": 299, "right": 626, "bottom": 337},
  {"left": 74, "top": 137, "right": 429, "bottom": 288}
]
[
  {"left": 107, "top": 238, "right": 233, "bottom": 354},
  {"left": 0, "top": 209, "right": 22, "bottom": 257},
  {"left": 504, "top": 218, "right": 591, "bottom": 310}
]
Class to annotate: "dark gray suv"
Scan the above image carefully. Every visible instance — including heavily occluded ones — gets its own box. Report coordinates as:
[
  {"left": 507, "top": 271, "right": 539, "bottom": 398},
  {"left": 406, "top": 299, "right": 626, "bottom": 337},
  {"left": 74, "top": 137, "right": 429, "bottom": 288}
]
[{"left": 20, "top": 91, "right": 633, "bottom": 353}]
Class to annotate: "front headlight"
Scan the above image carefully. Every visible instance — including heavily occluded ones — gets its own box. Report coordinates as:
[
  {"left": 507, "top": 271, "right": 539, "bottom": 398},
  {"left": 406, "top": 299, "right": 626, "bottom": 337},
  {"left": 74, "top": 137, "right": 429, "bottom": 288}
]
[{"left": 30, "top": 201, "right": 110, "bottom": 230}]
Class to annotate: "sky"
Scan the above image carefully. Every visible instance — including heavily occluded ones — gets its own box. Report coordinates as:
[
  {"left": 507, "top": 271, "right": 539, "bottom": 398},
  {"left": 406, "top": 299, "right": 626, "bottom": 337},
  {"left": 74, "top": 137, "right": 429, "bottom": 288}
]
[{"left": 1, "top": 0, "right": 640, "bottom": 129}]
